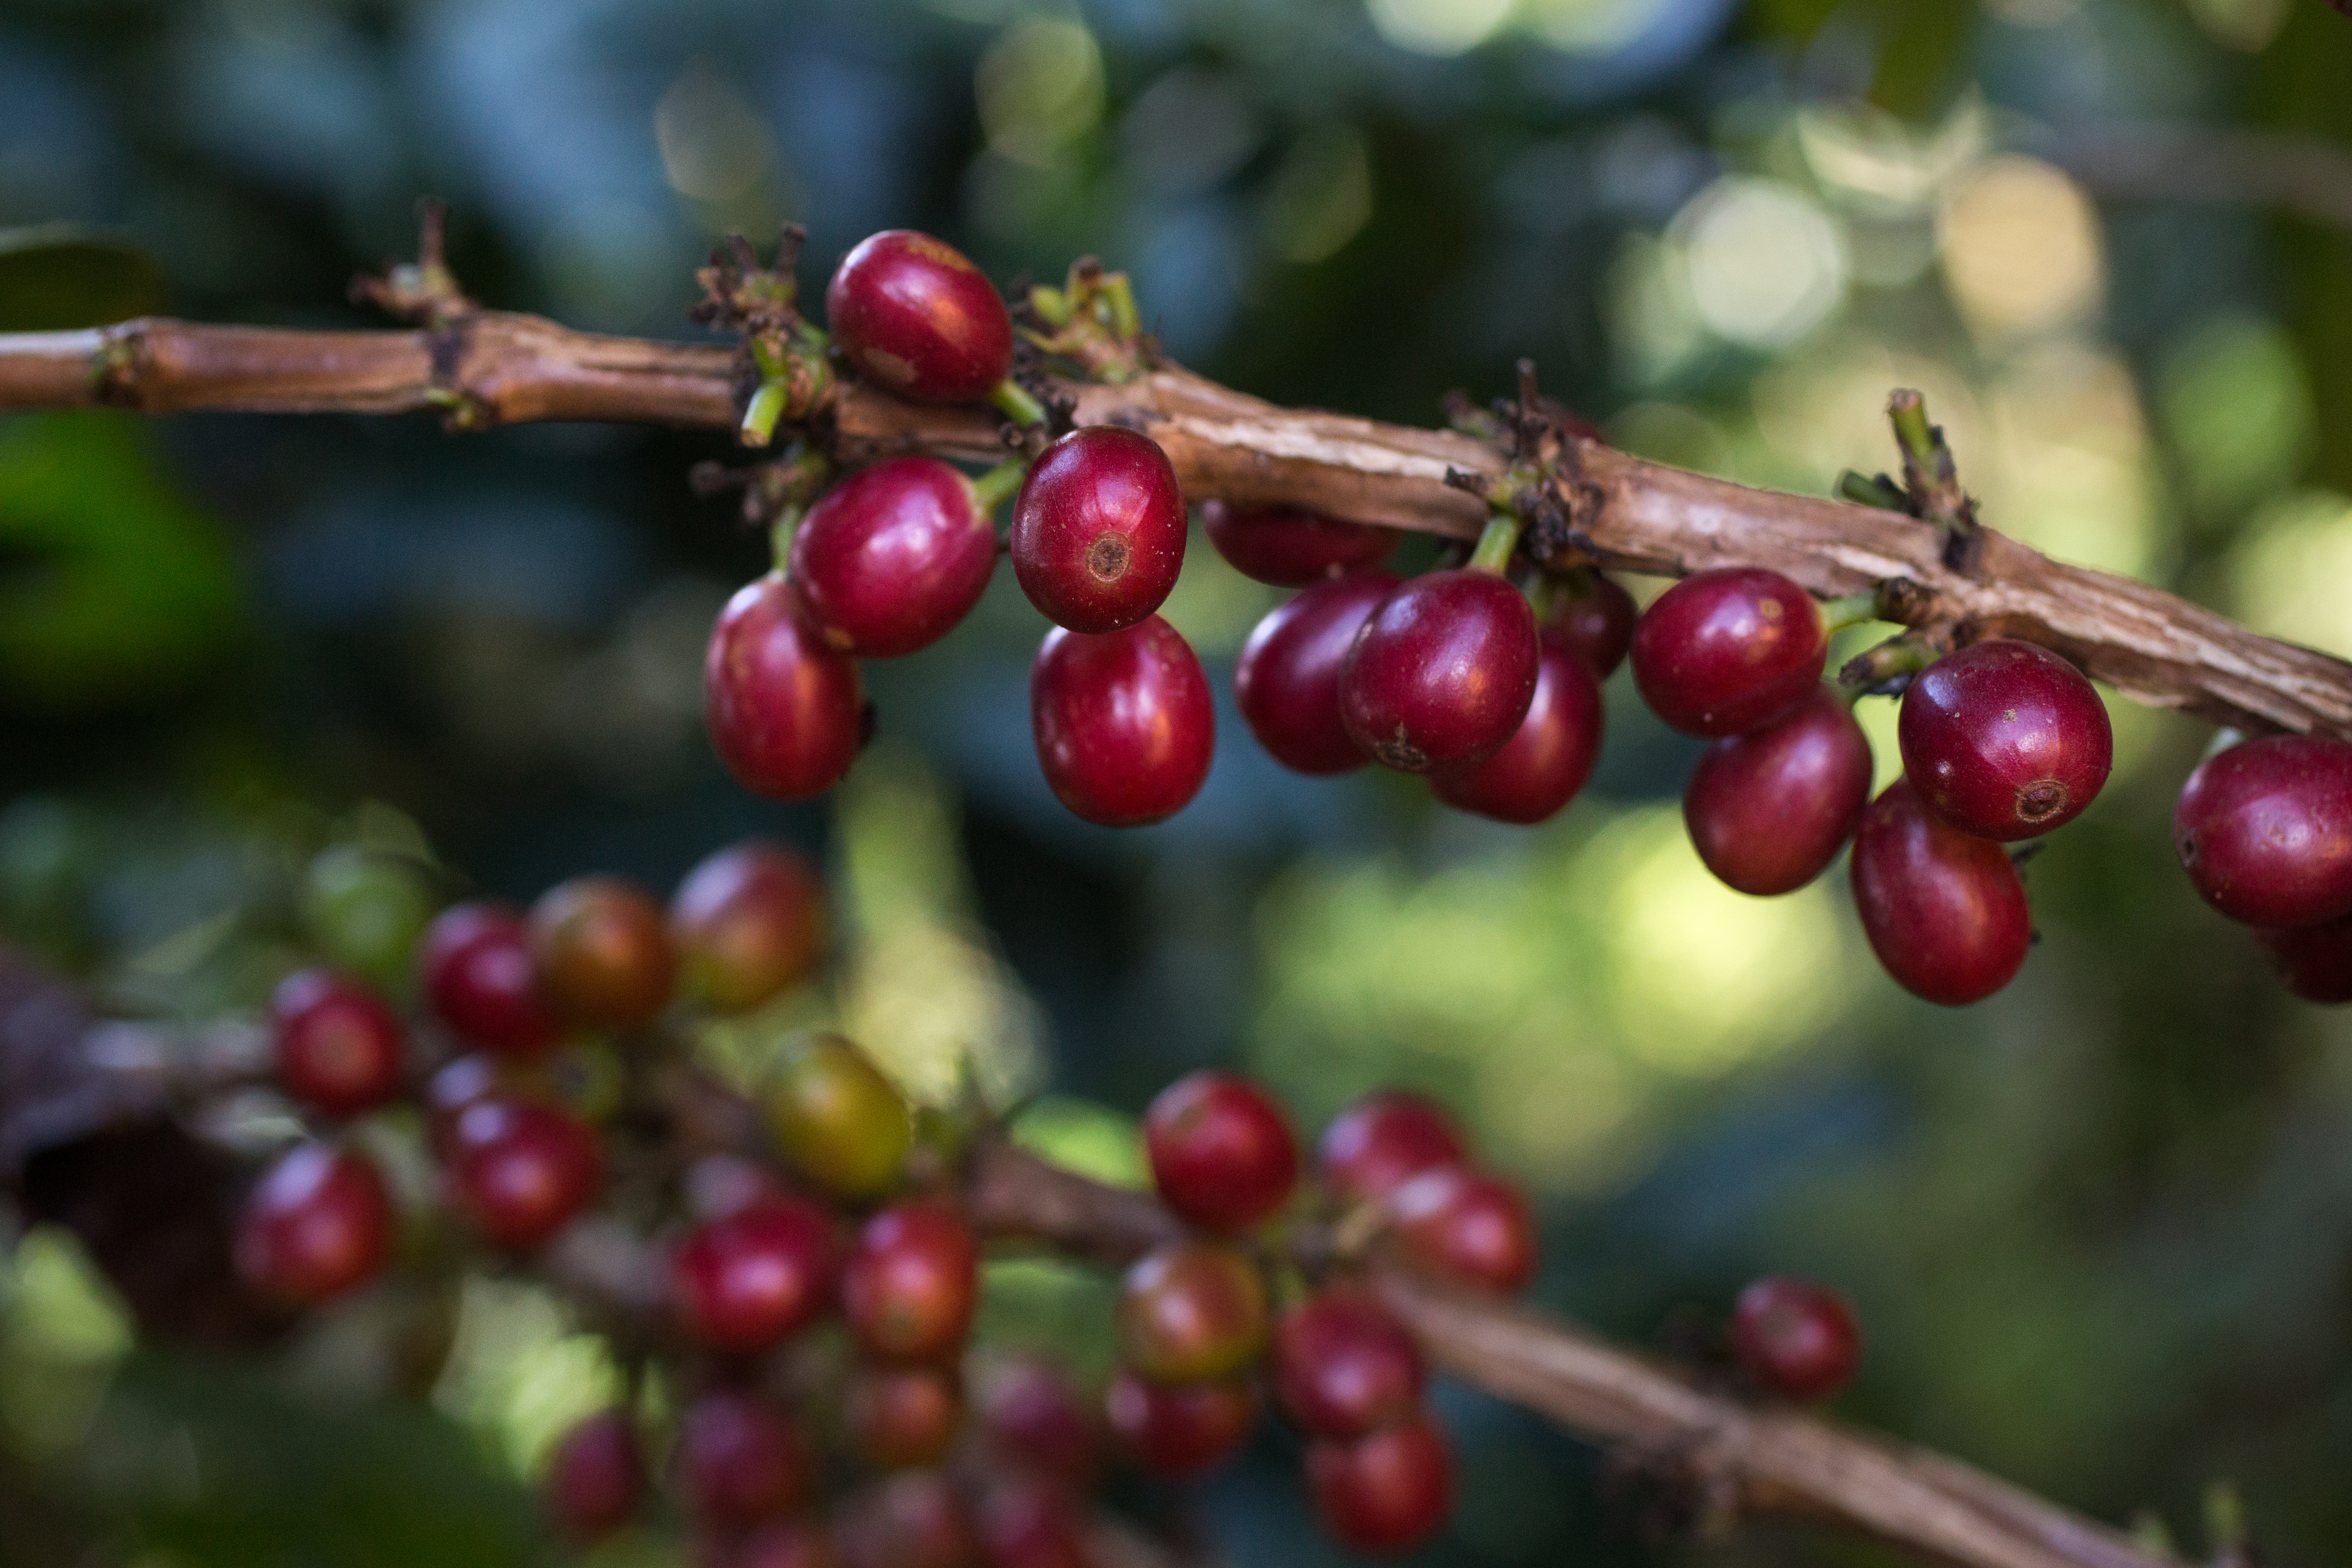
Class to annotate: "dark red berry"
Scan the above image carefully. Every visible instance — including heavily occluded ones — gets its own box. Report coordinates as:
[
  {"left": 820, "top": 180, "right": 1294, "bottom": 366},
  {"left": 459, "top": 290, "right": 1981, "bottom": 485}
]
[
  {"left": 790, "top": 458, "right": 998, "bottom": 658},
  {"left": 1115, "top": 1242, "right": 1268, "bottom": 1383},
  {"left": 2254, "top": 913, "right": 2352, "bottom": 1002},
  {"left": 445, "top": 1096, "right": 602, "bottom": 1249},
  {"left": 716, "top": 1520, "right": 838, "bottom": 1568},
  {"left": 1339, "top": 570, "right": 1540, "bottom": 773},
  {"left": 1305, "top": 1416, "right": 1453, "bottom": 1554},
  {"left": 236, "top": 1143, "right": 391, "bottom": 1307},
  {"left": 1546, "top": 572, "right": 1637, "bottom": 678},
  {"left": 1317, "top": 1092, "right": 1467, "bottom": 1204},
  {"left": 420, "top": 903, "right": 559, "bottom": 1057},
  {"left": 1899, "top": 640, "right": 2112, "bottom": 841},
  {"left": 706, "top": 574, "right": 865, "bottom": 802},
  {"left": 545, "top": 1409, "right": 644, "bottom": 1542},
  {"left": 2174, "top": 734, "right": 2352, "bottom": 928},
  {"left": 675, "top": 1391, "right": 810, "bottom": 1527},
  {"left": 671, "top": 841, "right": 828, "bottom": 1013},
  {"left": 1431, "top": 630, "right": 1605, "bottom": 824},
  {"left": 271, "top": 968, "right": 405, "bottom": 1118},
  {"left": 975, "top": 1477, "right": 1089, "bottom": 1568},
  {"left": 1629, "top": 568, "right": 1825, "bottom": 737},
  {"left": 977, "top": 1359, "right": 1099, "bottom": 1487},
  {"left": 835, "top": 1471, "right": 976, "bottom": 1568},
  {"left": 1850, "top": 778, "right": 2032, "bottom": 1006},
  {"left": 1385, "top": 1167, "right": 1535, "bottom": 1293},
  {"left": 846, "top": 1362, "right": 964, "bottom": 1469},
  {"left": 531, "top": 874, "right": 676, "bottom": 1032},
  {"left": 1201, "top": 500, "right": 1396, "bottom": 586},
  {"left": 423, "top": 1053, "right": 509, "bottom": 1144},
  {"left": 1234, "top": 570, "right": 1396, "bottom": 775},
  {"left": 1104, "top": 1368, "right": 1257, "bottom": 1475},
  {"left": 1010, "top": 427, "right": 1187, "bottom": 634},
  {"left": 1031, "top": 617, "right": 1213, "bottom": 827},
  {"left": 841, "top": 1202, "right": 979, "bottom": 1362},
  {"left": 1272, "top": 1290, "right": 1423, "bottom": 1439},
  {"left": 1143, "top": 1070, "right": 1299, "bottom": 1233},
  {"left": 826, "top": 230, "right": 1014, "bottom": 404},
  {"left": 1731, "top": 1275, "right": 1859, "bottom": 1401},
  {"left": 1684, "top": 687, "right": 1873, "bottom": 895},
  {"left": 671, "top": 1197, "right": 839, "bottom": 1353}
]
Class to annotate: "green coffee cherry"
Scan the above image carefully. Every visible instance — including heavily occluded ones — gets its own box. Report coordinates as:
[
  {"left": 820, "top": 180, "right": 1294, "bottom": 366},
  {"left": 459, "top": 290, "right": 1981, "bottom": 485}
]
[
  {"left": 301, "top": 845, "right": 434, "bottom": 990},
  {"left": 766, "top": 1034, "right": 910, "bottom": 1199}
]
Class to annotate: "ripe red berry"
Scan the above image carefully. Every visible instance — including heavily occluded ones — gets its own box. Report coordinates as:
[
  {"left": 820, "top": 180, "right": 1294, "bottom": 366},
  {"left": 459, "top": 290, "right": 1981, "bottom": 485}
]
[
  {"left": 826, "top": 230, "right": 1014, "bottom": 405},
  {"left": 236, "top": 1143, "right": 392, "bottom": 1307},
  {"left": 789, "top": 457, "right": 999, "bottom": 657},
  {"left": 1898, "top": 640, "right": 2112, "bottom": 841},
  {"left": 977, "top": 1358, "right": 1099, "bottom": 1486},
  {"left": 1339, "top": 570, "right": 1540, "bottom": 772},
  {"left": 671, "top": 1197, "right": 839, "bottom": 1353},
  {"left": 1683, "top": 687, "right": 1873, "bottom": 895},
  {"left": 545, "top": 1408, "right": 644, "bottom": 1542},
  {"left": 1629, "top": 568, "right": 1825, "bottom": 737},
  {"left": 1317, "top": 1092, "right": 1467, "bottom": 1204},
  {"left": 1010, "top": 427, "right": 1188, "bottom": 634},
  {"left": 420, "top": 903, "right": 559, "bottom": 1057},
  {"left": 1304, "top": 1416, "right": 1454, "bottom": 1554},
  {"left": 1104, "top": 1368, "right": 1257, "bottom": 1475},
  {"left": 845, "top": 1362, "right": 965, "bottom": 1469},
  {"left": 1143, "top": 1070, "right": 1299, "bottom": 1233},
  {"left": 423, "top": 1052, "right": 509, "bottom": 1145},
  {"left": 766, "top": 1034, "right": 911, "bottom": 1200},
  {"left": 1032, "top": 617, "right": 1214, "bottom": 827},
  {"left": 841, "top": 1202, "right": 980, "bottom": 1362},
  {"left": 445, "top": 1096, "right": 602, "bottom": 1249},
  {"left": 271, "top": 968, "right": 406, "bottom": 1118},
  {"left": 1234, "top": 570, "right": 1397, "bottom": 776},
  {"left": 1731, "top": 1275, "right": 1860, "bottom": 1401},
  {"left": 675, "top": 1391, "right": 810, "bottom": 1527},
  {"left": 1850, "top": 778, "right": 2031, "bottom": 1006},
  {"left": 1115, "top": 1242, "right": 1269, "bottom": 1383},
  {"left": 1272, "top": 1290, "right": 1423, "bottom": 1438},
  {"left": 835, "top": 1470, "right": 976, "bottom": 1568},
  {"left": 1430, "top": 630, "right": 1605, "bottom": 824},
  {"left": 530, "top": 875, "right": 676, "bottom": 1033},
  {"left": 1546, "top": 571, "right": 1637, "bottom": 677},
  {"left": 671, "top": 841, "right": 828, "bottom": 1013},
  {"left": 1201, "top": 500, "right": 1396, "bottom": 586},
  {"left": 1385, "top": 1167, "right": 1536, "bottom": 1293},
  {"left": 975, "top": 1476, "right": 1090, "bottom": 1568},
  {"left": 2174, "top": 734, "right": 2352, "bottom": 928},
  {"left": 2253, "top": 913, "right": 2352, "bottom": 1002},
  {"left": 705, "top": 574, "right": 866, "bottom": 802}
]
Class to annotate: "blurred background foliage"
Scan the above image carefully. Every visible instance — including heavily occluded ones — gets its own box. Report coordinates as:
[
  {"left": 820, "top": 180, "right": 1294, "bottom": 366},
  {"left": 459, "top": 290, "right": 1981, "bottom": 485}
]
[{"left": 2, "top": 0, "right": 2351, "bottom": 1564}]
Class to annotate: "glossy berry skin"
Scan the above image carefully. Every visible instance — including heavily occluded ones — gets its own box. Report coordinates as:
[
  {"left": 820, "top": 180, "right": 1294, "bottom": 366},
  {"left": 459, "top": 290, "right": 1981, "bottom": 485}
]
[
  {"left": 2254, "top": 913, "right": 2352, "bottom": 1002},
  {"left": 1850, "top": 779, "right": 2032, "bottom": 1006},
  {"left": 1104, "top": 1368, "right": 1257, "bottom": 1475},
  {"left": 675, "top": 1391, "right": 810, "bottom": 1527},
  {"left": 976, "top": 1478, "right": 1090, "bottom": 1568},
  {"left": 236, "top": 1143, "right": 392, "bottom": 1307},
  {"left": 1899, "top": 640, "right": 2112, "bottom": 841},
  {"left": 423, "top": 1053, "right": 509, "bottom": 1146},
  {"left": 1115, "top": 1242, "right": 1268, "bottom": 1383},
  {"left": 1234, "top": 570, "right": 1396, "bottom": 775},
  {"left": 1548, "top": 572, "right": 1638, "bottom": 678},
  {"left": 767, "top": 1035, "right": 910, "bottom": 1199},
  {"left": 530, "top": 875, "right": 676, "bottom": 1032},
  {"left": 1629, "top": 568, "right": 1825, "bottom": 737},
  {"left": 1305, "top": 1416, "right": 1454, "bottom": 1554},
  {"left": 545, "top": 1409, "right": 643, "bottom": 1542},
  {"left": 2173, "top": 734, "right": 2352, "bottom": 928},
  {"left": 1011, "top": 427, "right": 1188, "bottom": 634},
  {"left": 790, "top": 457, "right": 998, "bottom": 658},
  {"left": 1143, "top": 1070, "right": 1299, "bottom": 1233},
  {"left": 705, "top": 574, "right": 865, "bottom": 802},
  {"left": 1272, "top": 1291, "right": 1423, "bottom": 1439},
  {"left": 271, "top": 969, "right": 405, "bottom": 1119},
  {"left": 421, "top": 903, "right": 558, "bottom": 1057},
  {"left": 1317, "top": 1092, "right": 1467, "bottom": 1203},
  {"left": 445, "top": 1097, "right": 602, "bottom": 1249},
  {"left": 1032, "top": 618, "right": 1214, "bottom": 827},
  {"left": 846, "top": 1362, "right": 965, "bottom": 1468},
  {"left": 670, "top": 1197, "right": 839, "bottom": 1353},
  {"left": 842, "top": 1202, "right": 980, "bottom": 1362},
  {"left": 826, "top": 230, "right": 1014, "bottom": 404},
  {"left": 1731, "top": 1276, "right": 1860, "bottom": 1401},
  {"left": 978, "top": 1359, "right": 1099, "bottom": 1486},
  {"left": 1386, "top": 1167, "right": 1536, "bottom": 1293},
  {"left": 835, "top": 1471, "right": 976, "bottom": 1568},
  {"left": 1201, "top": 500, "right": 1396, "bottom": 586},
  {"left": 670, "top": 842, "right": 828, "bottom": 1013},
  {"left": 1684, "top": 688, "right": 1873, "bottom": 895},
  {"left": 1340, "top": 570, "right": 1540, "bottom": 773},
  {"left": 1431, "top": 631, "right": 1605, "bottom": 824}
]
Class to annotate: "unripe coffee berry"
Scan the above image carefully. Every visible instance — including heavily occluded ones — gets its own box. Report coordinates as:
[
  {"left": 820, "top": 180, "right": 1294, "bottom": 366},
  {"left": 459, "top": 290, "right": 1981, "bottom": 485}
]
[
  {"left": 766, "top": 1034, "right": 910, "bottom": 1199},
  {"left": 1115, "top": 1241, "right": 1268, "bottom": 1383},
  {"left": 530, "top": 874, "right": 676, "bottom": 1032},
  {"left": 670, "top": 841, "right": 828, "bottom": 1013}
]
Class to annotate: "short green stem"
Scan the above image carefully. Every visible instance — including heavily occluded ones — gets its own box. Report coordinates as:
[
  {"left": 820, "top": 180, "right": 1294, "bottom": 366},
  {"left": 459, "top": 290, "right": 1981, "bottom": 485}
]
[
  {"left": 1819, "top": 588, "right": 1884, "bottom": 633},
  {"left": 1525, "top": 572, "right": 1563, "bottom": 623},
  {"left": 1888, "top": 390, "right": 1937, "bottom": 471},
  {"left": 1838, "top": 631, "right": 1938, "bottom": 693},
  {"left": 1467, "top": 510, "right": 1524, "bottom": 575},
  {"left": 990, "top": 377, "right": 1048, "bottom": 428},
  {"left": 967, "top": 456, "right": 1030, "bottom": 515},
  {"left": 768, "top": 505, "right": 803, "bottom": 572},
  {"left": 740, "top": 379, "right": 787, "bottom": 448},
  {"left": 1103, "top": 274, "right": 1141, "bottom": 342},
  {"left": 1837, "top": 469, "right": 1909, "bottom": 512}
]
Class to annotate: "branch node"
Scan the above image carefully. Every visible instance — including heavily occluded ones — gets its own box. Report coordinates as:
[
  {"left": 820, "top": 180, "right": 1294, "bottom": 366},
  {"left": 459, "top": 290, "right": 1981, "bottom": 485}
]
[{"left": 350, "top": 197, "right": 475, "bottom": 330}]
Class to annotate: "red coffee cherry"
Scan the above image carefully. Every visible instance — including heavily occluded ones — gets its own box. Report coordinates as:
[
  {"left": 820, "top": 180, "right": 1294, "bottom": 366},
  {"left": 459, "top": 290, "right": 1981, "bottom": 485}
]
[
  {"left": 1104, "top": 1368, "right": 1257, "bottom": 1475},
  {"left": 670, "top": 841, "right": 828, "bottom": 1013},
  {"left": 846, "top": 1362, "right": 965, "bottom": 1469},
  {"left": 545, "top": 1408, "right": 644, "bottom": 1542},
  {"left": 1546, "top": 571, "right": 1637, "bottom": 678},
  {"left": 789, "top": 457, "right": 999, "bottom": 658},
  {"left": 1339, "top": 570, "right": 1540, "bottom": 773},
  {"left": 713, "top": 1520, "right": 838, "bottom": 1568},
  {"left": 1430, "top": 630, "right": 1605, "bottom": 824},
  {"left": 2174, "top": 734, "right": 2352, "bottom": 928},
  {"left": 675, "top": 1391, "right": 811, "bottom": 1527},
  {"left": 826, "top": 230, "right": 1014, "bottom": 405},
  {"left": 1031, "top": 617, "right": 1214, "bottom": 827},
  {"left": 2254, "top": 913, "right": 2352, "bottom": 1002},
  {"left": 841, "top": 1202, "right": 980, "bottom": 1362},
  {"left": 1683, "top": 687, "right": 1873, "bottom": 895},
  {"left": 1385, "top": 1167, "right": 1536, "bottom": 1293},
  {"left": 423, "top": 1052, "right": 510, "bottom": 1147},
  {"left": 766, "top": 1034, "right": 911, "bottom": 1200},
  {"left": 445, "top": 1096, "right": 602, "bottom": 1249},
  {"left": 1010, "top": 427, "right": 1188, "bottom": 634},
  {"left": 1898, "top": 640, "right": 2112, "bottom": 841},
  {"left": 1143, "top": 1070, "right": 1299, "bottom": 1233},
  {"left": 977, "top": 1358, "right": 1100, "bottom": 1487},
  {"left": 271, "top": 968, "right": 406, "bottom": 1118},
  {"left": 834, "top": 1470, "right": 977, "bottom": 1568},
  {"left": 1201, "top": 500, "right": 1397, "bottom": 586},
  {"left": 705, "top": 574, "right": 866, "bottom": 803},
  {"left": 1850, "top": 778, "right": 2031, "bottom": 1006},
  {"left": 420, "top": 903, "right": 559, "bottom": 1057},
  {"left": 1317, "top": 1091, "right": 1467, "bottom": 1204},
  {"left": 530, "top": 875, "right": 676, "bottom": 1033},
  {"left": 1629, "top": 568, "right": 1825, "bottom": 737},
  {"left": 671, "top": 1197, "right": 839, "bottom": 1353},
  {"left": 1305, "top": 1416, "right": 1453, "bottom": 1554},
  {"left": 1115, "top": 1241, "right": 1269, "bottom": 1383},
  {"left": 235, "top": 1143, "right": 391, "bottom": 1307},
  {"left": 1731, "top": 1275, "right": 1860, "bottom": 1401},
  {"left": 1272, "top": 1290, "right": 1423, "bottom": 1438},
  {"left": 1234, "top": 570, "right": 1398, "bottom": 776},
  {"left": 975, "top": 1476, "right": 1090, "bottom": 1568}
]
